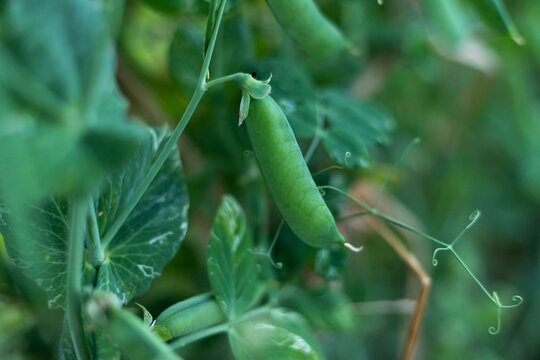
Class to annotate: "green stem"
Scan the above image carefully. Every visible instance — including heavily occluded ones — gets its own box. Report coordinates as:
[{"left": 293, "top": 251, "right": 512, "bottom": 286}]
[
  {"left": 85, "top": 198, "right": 104, "bottom": 267},
  {"left": 66, "top": 199, "right": 90, "bottom": 360},
  {"left": 319, "top": 185, "right": 449, "bottom": 247},
  {"left": 101, "top": 0, "right": 228, "bottom": 248},
  {"left": 205, "top": 72, "right": 245, "bottom": 90}
]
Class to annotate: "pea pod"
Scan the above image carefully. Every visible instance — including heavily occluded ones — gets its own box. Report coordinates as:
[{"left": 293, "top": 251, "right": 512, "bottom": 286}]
[
  {"left": 155, "top": 294, "right": 226, "bottom": 338},
  {"left": 107, "top": 307, "right": 182, "bottom": 360},
  {"left": 245, "top": 96, "right": 345, "bottom": 248},
  {"left": 265, "top": 0, "right": 349, "bottom": 59}
]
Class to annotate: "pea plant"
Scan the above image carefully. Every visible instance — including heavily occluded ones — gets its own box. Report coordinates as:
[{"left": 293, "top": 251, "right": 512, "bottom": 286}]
[{"left": 0, "top": 0, "right": 526, "bottom": 359}]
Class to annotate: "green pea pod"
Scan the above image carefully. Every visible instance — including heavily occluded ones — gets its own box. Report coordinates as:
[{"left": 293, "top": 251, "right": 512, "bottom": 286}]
[
  {"left": 266, "top": 0, "right": 349, "bottom": 59},
  {"left": 246, "top": 96, "right": 346, "bottom": 248},
  {"left": 155, "top": 295, "right": 226, "bottom": 338},
  {"left": 107, "top": 307, "right": 182, "bottom": 360}
]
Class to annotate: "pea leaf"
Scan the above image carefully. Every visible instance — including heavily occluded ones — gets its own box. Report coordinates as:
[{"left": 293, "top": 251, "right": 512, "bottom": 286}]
[
  {"left": 0, "top": 126, "right": 189, "bottom": 309},
  {"left": 321, "top": 90, "right": 394, "bottom": 168},
  {"left": 228, "top": 309, "right": 324, "bottom": 360},
  {"left": 0, "top": 0, "right": 145, "bottom": 204},
  {"left": 207, "top": 195, "right": 261, "bottom": 320},
  {"left": 251, "top": 60, "right": 318, "bottom": 138},
  {"left": 95, "top": 126, "right": 189, "bottom": 304}
]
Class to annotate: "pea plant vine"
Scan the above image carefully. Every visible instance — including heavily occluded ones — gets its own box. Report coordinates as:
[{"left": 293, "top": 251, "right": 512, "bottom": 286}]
[{"left": 0, "top": 0, "right": 526, "bottom": 359}]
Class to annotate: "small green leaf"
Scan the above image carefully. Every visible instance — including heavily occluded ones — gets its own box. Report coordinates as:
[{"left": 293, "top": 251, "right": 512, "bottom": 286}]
[
  {"left": 239, "top": 91, "right": 251, "bottom": 125},
  {"left": 137, "top": 303, "right": 154, "bottom": 327},
  {"left": 228, "top": 309, "right": 324, "bottom": 360},
  {"left": 207, "top": 195, "right": 261, "bottom": 320},
  {"left": 321, "top": 90, "right": 394, "bottom": 168},
  {"left": 151, "top": 326, "right": 172, "bottom": 341}
]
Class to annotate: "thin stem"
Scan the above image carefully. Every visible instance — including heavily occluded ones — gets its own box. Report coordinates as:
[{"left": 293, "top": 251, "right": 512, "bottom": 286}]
[
  {"left": 85, "top": 198, "right": 104, "bottom": 267},
  {"left": 205, "top": 72, "right": 245, "bottom": 90},
  {"left": 375, "top": 212, "right": 448, "bottom": 247},
  {"left": 450, "top": 249, "right": 494, "bottom": 302},
  {"left": 303, "top": 132, "right": 321, "bottom": 164},
  {"left": 312, "top": 165, "right": 344, "bottom": 177},
  {"left": 66, "top": 199, "right": 90, "bottom": 360},
  {"left": 101, "top": 0, "right": 228, "bottom": 248},
  {"left": 268, "top": 219, "right": 285, "bottom": 254}
]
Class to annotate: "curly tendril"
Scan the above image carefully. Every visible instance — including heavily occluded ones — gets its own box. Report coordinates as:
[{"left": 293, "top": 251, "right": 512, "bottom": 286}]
[
  {"left": 488, "top": 292, "right": 523, "bottom": 334},
  {"left": 432, "top": 210, "right": 481, "bottom": 266},
  {"left": 312, "top": 151, "right": 351, "bottom": 177},
  {"left": 318, "top": 138, "right": 523, "bottom": 335}
]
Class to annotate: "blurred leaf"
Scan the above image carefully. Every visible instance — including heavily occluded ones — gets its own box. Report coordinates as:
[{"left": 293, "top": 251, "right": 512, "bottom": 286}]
[
  {"left": 169, "top": 24, "right": 204, "bottom": 92},
  {"left": 321, "top": 90, "right": 393, "bottom": 168},
  {"left": 139, "top": 0, "right": 188, "bottom": 15},
  {"left": 207, "top": 195, "right": 261, "bottom": 319},
  {"left": 96, "top": 126, "right": 189, "bottom": 304},
  {"left": 0, "top": 198, "right": 94, "bottom": 309},
  {"left": 280, "top": 287, "right": 355, "bottom": 331},
  {"left": 0, "top": 0, "right": 145, "bottom": 204},
  {"left": 151, "top": 326, "right": 172, "bottom": 341},
  {"left": 228, "top": 308, "right": 324, "bottom": 360},
  {"left": 108, "top": 307, "right": 183, "bottom": 360},
  {"left": 251, "top": 60, "right": 318, "bottom": 138}
]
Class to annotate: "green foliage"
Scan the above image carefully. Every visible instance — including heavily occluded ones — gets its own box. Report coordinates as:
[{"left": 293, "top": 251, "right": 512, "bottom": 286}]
[
  {"left": 1, "top": 0, "right": 537, "bottom": 359},
  {"left": 207, "top": 196, "right": 262, "bottom": 320},
  {"left": 94, "top": 126, "right": 189, "bottom": 304}
]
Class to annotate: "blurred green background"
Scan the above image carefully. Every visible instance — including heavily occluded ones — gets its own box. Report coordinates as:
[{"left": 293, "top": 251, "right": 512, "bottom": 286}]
[{"left": 1, "top": 0, "right": 538, "bottom": 359}]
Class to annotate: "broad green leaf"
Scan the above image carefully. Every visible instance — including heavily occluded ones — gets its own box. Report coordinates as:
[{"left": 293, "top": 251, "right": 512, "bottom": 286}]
[
  {"left": 321, "top": 90, "right": 393, "bottom": 168},
  {"left": 207, "top": 196, "right": 261, "bottom": 319},
  {"left": 251, "top": 60, "right": 318, "bottom": 138},
  {"left": 0, "top": 0, "right": 145, "bottom": 204},
  {"left": 0, "top": 126, "right": 188, "bottom": 309},
  {"left": 95, "top": 126, "right": 189, "bottom": 304},
  {"left": 228, "top": 308, "right": 324, "bottom": 360},
  {"left": 169, "top": 24, "right": 204, "bottom": 92}
]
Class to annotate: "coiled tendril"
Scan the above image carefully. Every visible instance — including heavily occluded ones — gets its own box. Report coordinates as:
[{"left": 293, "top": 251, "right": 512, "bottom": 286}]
[{"left": 317, "top": 138, "right": 523, "bottom": 335}]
